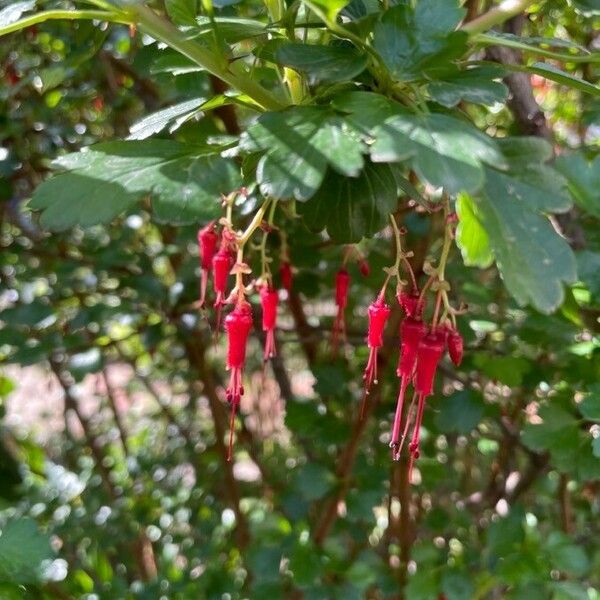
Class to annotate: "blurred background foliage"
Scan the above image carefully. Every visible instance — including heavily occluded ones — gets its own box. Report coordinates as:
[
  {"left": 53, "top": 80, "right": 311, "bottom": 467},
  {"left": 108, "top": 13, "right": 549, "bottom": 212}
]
[{"left": 0, "top": 0, "right": 600, "bottom": 599}]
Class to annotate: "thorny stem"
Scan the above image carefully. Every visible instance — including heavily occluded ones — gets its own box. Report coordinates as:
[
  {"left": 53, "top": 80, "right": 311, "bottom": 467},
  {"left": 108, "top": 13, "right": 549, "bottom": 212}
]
[{"left": 460, "top": 0, "right": 538, "bottom": 35}]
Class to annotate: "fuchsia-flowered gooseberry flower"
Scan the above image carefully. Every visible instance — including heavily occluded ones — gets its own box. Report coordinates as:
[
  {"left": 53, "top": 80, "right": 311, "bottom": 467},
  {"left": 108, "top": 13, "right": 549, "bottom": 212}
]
[
  {"left": 224, "top": 300, "right": 253, "bottom": 461},
  {"left": 446, "top": 326, "right": 463, "bottom": 366},
  {"left": 260, "top": 285, "right": 279, "bottom": 360},
  {"left": 407, "top": 331, "right": 446, "bottom": 479},
  {"left": 361, "top": 294, "right": 391, "bottom": 417},
  {"left": 280, "top": 261, "right": 293, "bottom": 292},
  {"left": 332, "top": 268, "right": 351, "bottom": 354},
  {"left": 212, "top": 248, "right": 232, "bottom": 332},
  {"left": 197, "top": 222, "right": 218, "bottom": 307},
  {"left": 390, "top": 315, "right": 427, "bottom": 459}
]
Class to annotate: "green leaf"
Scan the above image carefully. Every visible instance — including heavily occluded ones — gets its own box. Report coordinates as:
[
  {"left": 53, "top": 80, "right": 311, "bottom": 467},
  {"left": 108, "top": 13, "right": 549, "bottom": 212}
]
[
  {"left": 554, "top": 153, "right": 600, "bottom": 218},
  {"left": 373, "top": 0, "right": 467, "bottom": 82},
  {"left": 241, "top": 107, "right": 365, "bottom": 201},
  {"left": 455, "top": 192, "right": 493, "bottom": 268},
  {"left": 128, "top": 97, "right": 205, "bottom": 140},
  {"left": 29, "top": 141, "right": 241, "bottom": 229},
  {"left": 579, "top": 387, "right": 600, "bottom": 421},
  {"left": 547, "top": 533, "right": 590, "bottom": 577},
  {"left": 298, "top": 161, "right": 397, "bottom": 242},
  {"left": 265, "top": 41, "right": 368, "bottom": 84},
  {"left": 441, "top": 570, "right": 474, "bottom": 600},
  {"left": 165, "top": 0, "right": 198, "bottom": 26},
  {"left": 434, "top": 390, "right": 485, "bottom": 434},
  {"left": 428, "top": 67, "right": 508, "bottom": 108},
  {"left": 472, "top": 354, "right": 531, "bottom": 387},
  {"left": 304, "top": 0, "right": 351, "bottom": 20},
  {"left": 473, "top": 165, "right": 577, "bottom": 313},
  {"left": 0, "top": 1, "right": 35, "bottom": 27},
  {"left": 523, "top": 62, "right": 600, "bottom": 97},
  {"left": 571, "top": 0, "right": 600, "bottom": 16},
  {"left": 371, "top": 112, "right": 506, "bottom": 194},
  {"left": 0, "top": 519, "right": 53, "bottom": 584},
  {"left": 193, "top": 16, "right": 267, "bottom": 43},
  {"left": 576, "top": 251, "right": 600, "bottom": 302}
]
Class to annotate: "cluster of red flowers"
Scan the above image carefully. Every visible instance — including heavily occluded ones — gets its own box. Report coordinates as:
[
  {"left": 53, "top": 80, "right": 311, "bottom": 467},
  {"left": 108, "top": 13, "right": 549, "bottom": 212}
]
[
  {"left": 356, "top": 285, "right": 464, "bottom": 482},
  {"left": 197, "top": 221, "right": 292, "bottom": 460},
  {"left": 198, "top": 212, "right": 463, "bottom": 477}
]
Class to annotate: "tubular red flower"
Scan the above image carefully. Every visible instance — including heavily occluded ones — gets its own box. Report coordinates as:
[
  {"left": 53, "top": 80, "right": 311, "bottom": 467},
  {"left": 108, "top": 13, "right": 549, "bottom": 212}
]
[
  {"left": 280, "top": 261, "right": 293, "bottom": 292},
  {"left": 212, "top": 248, "right": 233, "bottom": 332},
  {"left": 390, "top": 316, "right": 426, "bottom": 458},
  {"left": 260, "top": 285, "right": 279, "bottom": 360},
  {"left": 414, "top": 332, "right": 446, "bottom": 398},
  {"left": 197, "top": 223, "right": 218, "bottom": 307},
  {"left": 332, "top": 268, "right": 350, "bottom": 354},
  {"left": 361, "top": 296, "right": 391, "bottom": 417},
  {"left": 406, "top": 331, "right": 446, "bottom": 476},
  {"left": 224, "top": 301, "right": 253, "bottom": 461},
  {"left": 447, "top": 327, "right": 463, "bottom": 366},
  {"left": 396, "top": 317, "right": 427, "bottom": 379}
]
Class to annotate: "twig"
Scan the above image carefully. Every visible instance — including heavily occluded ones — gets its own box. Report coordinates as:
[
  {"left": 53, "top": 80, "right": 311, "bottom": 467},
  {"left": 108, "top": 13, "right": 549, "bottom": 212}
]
[{"left": 461, "top": 0, "right": 537, "bottom": 35}]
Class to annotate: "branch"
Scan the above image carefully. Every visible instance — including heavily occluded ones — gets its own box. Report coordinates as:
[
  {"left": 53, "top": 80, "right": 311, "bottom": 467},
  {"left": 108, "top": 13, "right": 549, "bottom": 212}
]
[{"left": 461, "top": 0, "right": 537, "bottom": 35}]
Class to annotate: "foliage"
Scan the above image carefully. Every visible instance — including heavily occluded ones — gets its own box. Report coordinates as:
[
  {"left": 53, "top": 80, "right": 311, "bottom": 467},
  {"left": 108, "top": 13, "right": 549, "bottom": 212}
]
[{"left": 0, "top": 0, "right": 599, "bottom": 598}]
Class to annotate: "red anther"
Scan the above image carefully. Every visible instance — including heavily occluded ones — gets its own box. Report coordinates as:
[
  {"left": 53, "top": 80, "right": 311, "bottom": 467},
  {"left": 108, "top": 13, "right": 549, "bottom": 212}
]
[
  {"left": 359, "top": 259, "right": 370, "bottom": 277},
  {"left": 224, "top": 301, "right": 253, "bottom": 461},
  {"left": 447, "top": 327, "right": 464, "bottom": 366},
  {"left": 198, "top": 223, "right": 218, "bottom": 307},
  {"left": 396, "top": 317, "right": 427, "bottom": 379},
  {"left": 280, "top": 261, "right": 293, "bottom": 292},
  {"left": 332, "top": 269, "right": 351, "bottom": 355},
  {"left": 397, "top": 290, "right": 423, "bottom": 319},
  {"left": 260, "top": 285, "right": 279, "bottom": 360},
  {"left": 414, "top": 332, "right": 446, "bottom": 397},
  {"left": 361, "top": 296, "right": 391, "bottom": 418}
]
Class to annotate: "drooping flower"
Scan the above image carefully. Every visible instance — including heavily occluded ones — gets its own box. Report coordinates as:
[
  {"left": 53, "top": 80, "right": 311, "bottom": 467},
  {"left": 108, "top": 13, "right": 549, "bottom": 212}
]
[
  {"left": 332, "top": 268, "right": 350, "bottom": 355},
  {"left": 212, "top": 248, "right": 232, "bottom": 332},
  {"left": 260, "top": 285, "right": 279, "bottom": 361},
  {"left": 224, "top": 300, "right": 253, "bottom": 461},
  {"left": 197, "top": 222, "right": 218, "bottom": 307},
  {"left": 446, "top": 326, "right": 463, "bottom": 366},
  {"left": 407, "top": 331, "right": 446, "bottom": 478},
  {"left": 361, "top": 294, "right": 391, "bottom": 417},
  {"left": 390, "top": 316, "right": 426, "bottom": 459}
]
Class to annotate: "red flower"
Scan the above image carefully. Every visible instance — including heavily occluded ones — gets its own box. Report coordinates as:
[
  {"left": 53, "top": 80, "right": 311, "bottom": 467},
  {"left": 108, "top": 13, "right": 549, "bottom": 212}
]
[
  {"left": 260, "top": 285, "right": 279, "bottom": 360},
  {"left": 361, "top": 295, "right": 391, "bottom": 416},
  {"left": 407, "top": 331, "right": 446, "bottom": 478},
  {"left": 390, "top": 316, "right": 426, "bottom": 459},
  {"left": 197, "top": 223, "right": 218, "bottom": 307},
  {"left": 446, "top": 327, "right": 463, "bottom": 366},
  {"left": 224, "top": 301, "right": 253, "bottom": 461}
]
